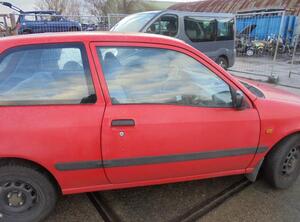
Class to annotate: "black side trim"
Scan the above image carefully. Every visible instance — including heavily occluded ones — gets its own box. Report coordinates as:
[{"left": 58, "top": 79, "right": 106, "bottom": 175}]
[
  {"left": 103, "top": 147, "right": 267, "bottom": 168},
  {"left": 55, "top": 146, "right": 268, "bottom": 171},
  {"left": 55, "top": 160, "right": 102, "bottom": 171},
  {"left": 256, "top": 146, "right": 268, "bottom": 153}
]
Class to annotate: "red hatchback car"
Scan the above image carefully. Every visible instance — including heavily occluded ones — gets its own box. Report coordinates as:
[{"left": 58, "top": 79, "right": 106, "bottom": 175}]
[{"left": 0, "top": 33, "right": 300, "bottom": 222}]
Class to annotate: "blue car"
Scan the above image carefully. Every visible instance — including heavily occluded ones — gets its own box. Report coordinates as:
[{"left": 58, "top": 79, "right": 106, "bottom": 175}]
[{"left": 16, "top": 11, "right": 82, "bottom": 34}]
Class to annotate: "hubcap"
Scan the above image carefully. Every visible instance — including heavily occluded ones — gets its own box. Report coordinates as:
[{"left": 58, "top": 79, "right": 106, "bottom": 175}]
[
  {"left": 7, "top": 191, "right": 25, "bottom": 207},
  {"left": 0, "top": 180, "right": 37, "bottom": 214},
  {"left": 246, "top": 50, "right": 254, "bottom": 56},
  {"left": 282, "top": 147, "right": 300, "bottom": 176}
]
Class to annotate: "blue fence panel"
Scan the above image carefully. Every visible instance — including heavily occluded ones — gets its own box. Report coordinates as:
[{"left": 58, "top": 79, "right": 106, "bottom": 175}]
[{"left": 236, "top": 14, "right": 297, "bottom": 42}]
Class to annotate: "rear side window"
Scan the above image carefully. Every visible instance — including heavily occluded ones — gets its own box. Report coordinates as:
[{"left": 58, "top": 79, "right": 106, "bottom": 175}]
[
  {"left": 146, "top": 14, "right": 178, "bottom": 37},
  {"left": 36, "top": 14, "right": 52, "bottom": 22},
  {"left": 184, "top": 17, "right": 216, "bottom": 42},
  {"left": 0, "top": 43, "right": 96, "bottom": 105},
  {"left": 217, "top": 18, "right": 234, "bottom": 41},
  {"left": 23, "top": 14, "right": 36, "bottom": 21}
]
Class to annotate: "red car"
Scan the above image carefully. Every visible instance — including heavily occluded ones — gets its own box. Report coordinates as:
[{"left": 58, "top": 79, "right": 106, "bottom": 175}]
[{"left": 0, "top": 33, "right": 300, "bottom": 222}]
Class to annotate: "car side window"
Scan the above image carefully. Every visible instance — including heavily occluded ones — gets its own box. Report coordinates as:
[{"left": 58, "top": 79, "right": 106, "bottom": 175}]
[
  {"left": 184, "top": 16, "right": 216, "bottom": 42},
  {"left": 24, "top": 14, "right": 36, "bottom": 22},
  {"left": 146, "top": 14, "right": 178, "bottom": 37},
  {"left": 217, "top": 18, "right": 234, "bottom": 41},
  {"left": 0, "top": 43, "right": 96, "bottom": 105},
  {"left": 37, "top": 14, "right": 52, "bottom": 22},
  {"left": 98, "top": 47, "right": 233, "bottom": 107}
]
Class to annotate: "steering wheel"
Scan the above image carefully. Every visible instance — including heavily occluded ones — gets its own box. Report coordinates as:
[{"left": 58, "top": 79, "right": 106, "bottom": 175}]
[{"left": 211, "top": 90, "right": 232, "bottom": 106}]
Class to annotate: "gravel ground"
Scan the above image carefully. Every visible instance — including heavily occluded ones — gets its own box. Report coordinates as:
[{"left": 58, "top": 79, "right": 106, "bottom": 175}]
[
  {"left": 44, "top": 194, "right": 103, "bottom": 222},
  {"left": 201, "top": 177, "right": 300, "bottom": 222},
  {"left": 99, "top": 176, "right": 242, "bottom": 222}
]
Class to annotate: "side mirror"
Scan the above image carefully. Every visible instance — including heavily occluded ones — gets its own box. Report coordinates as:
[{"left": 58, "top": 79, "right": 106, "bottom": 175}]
[{"left": 233, "top": 90, "right": 245, "bottom": 110}]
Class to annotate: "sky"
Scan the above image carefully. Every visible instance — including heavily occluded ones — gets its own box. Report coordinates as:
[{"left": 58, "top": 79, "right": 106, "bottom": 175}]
[{"left": 0, "top": 0, "right": 195, "bottom": 14}]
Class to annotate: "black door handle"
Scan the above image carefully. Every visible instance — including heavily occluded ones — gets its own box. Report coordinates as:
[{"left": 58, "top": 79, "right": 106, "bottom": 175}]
[{"left": 111, "top": 119, "right": 135, "bottom": 127}]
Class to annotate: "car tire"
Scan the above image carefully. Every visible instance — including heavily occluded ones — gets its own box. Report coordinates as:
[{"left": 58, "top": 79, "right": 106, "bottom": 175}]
[
  {"left": 264, "top": 134, "right": 300, "bottom": 189},
  {"left": 216, "top": 56, "right": 228, "bottom": 70},
  {"left": 0, "top": 163, "right": 58, "bottom": 222}
]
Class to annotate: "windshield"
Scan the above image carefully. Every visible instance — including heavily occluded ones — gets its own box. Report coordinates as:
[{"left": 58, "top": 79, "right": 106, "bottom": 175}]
[{"left": 111, "top": 12, "right": 158, "bottom": 32}]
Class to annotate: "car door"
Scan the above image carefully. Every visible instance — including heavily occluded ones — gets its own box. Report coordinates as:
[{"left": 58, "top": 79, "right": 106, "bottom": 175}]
[
  {"left": 91, "top": 42, "right": 261, "bottom": 184},
  {"left": 22, "top": 14, "right": 41, "bottom": 33},
  {"left": 35, "top": 14, "right": 50, "bottom": 33},
  {"left": 47, "top": 15, "right": 66, "bottom": 32}
]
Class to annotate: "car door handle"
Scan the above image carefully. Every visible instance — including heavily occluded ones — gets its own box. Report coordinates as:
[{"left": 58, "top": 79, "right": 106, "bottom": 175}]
[{"left": 111, "top": 119, "right": 135, "bottom": 127}]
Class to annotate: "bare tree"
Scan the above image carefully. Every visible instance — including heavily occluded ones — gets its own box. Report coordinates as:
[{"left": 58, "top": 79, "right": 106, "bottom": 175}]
[
  {"left": 85, "top": 0, "right": 116, "bottom": 17},
  {"left": 65, "top": 0, "right": 81, "bottom": 16},
  {"left": 35, "top": 0, "right": 82, "bottom": 16},
  {"left": 116, "top": 0, "right": 148, "bottom": 14},
  {"left": 85, "top": 0, "right": 149, "bottom": 16},
  {"left": 35, "top": 0, "right": 69, "bottom": 14}
]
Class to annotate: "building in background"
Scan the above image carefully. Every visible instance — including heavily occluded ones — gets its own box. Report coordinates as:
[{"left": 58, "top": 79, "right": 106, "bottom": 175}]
[{"left": 169, "top": 0, "right": 300, "bottom": 16}]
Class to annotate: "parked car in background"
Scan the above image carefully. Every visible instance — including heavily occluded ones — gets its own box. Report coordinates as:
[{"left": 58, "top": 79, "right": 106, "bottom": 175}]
[
  {"left": 82, "top": 23, "right": 98, "bottom": 31},
  {"left": 0, "top": 33, "right": 300, "bottom": 222},
  {"left": 16, "top": 11, "right": 82, "bottom": 34},
  {"left": 111, "top": 10, "right": 235, "bottom": 69},
  {"left": 82, "top": 22, "right": 109, "bottom": 31},
  {"left": 0, "top": 2, "right": 82, "bottom": 34}
]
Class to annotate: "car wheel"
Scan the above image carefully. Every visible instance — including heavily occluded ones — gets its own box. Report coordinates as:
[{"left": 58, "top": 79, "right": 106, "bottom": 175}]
[
  {"left": 0, "top": 164, "right": 58, "bottom": 222},
  {"left": 246, "top": 49, "right": 254, "bottom": 56},
  {"left": 216, "top": 57, "right": 228, "bottom": 70},
  {"left": 264, "top": 134, "right": 300, "bottom": 189}
]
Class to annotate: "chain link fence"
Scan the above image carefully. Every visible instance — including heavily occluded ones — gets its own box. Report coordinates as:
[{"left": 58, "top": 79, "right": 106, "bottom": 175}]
[
  {"left": 0, "top": 13, "right": 126, "bottom": 35},
  {"left": 229, "top": 10, "right": 300, "bottom": 88},
  {"left": 289, "top": 34, "right": 300, "bottom": 78}
]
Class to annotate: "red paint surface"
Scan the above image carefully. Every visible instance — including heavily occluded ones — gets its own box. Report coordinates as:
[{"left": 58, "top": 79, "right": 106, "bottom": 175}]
[{"left": 0, "top": 32, "right": 299, "bottom": 194}]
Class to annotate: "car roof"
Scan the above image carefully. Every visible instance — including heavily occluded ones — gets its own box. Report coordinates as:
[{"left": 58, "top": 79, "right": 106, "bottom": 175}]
[
  {"left": 0, "top": 32, "right": 190, "bottom": 52},
  {"left": 141, "top": 10, "right": 234, "bottom": 18},
  {"left": 133, "top": 11, "right": 161, "bottom": 15},
  {"left": 22, "top": 10, "right": 58, "bottom": 14},
  {"left": 166, "top": 9, "right": 234, "bottom": 17}
]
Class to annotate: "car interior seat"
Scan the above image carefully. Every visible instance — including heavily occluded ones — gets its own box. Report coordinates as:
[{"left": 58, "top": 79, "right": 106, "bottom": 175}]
[{"left": 103, "top": 52, "right": 121, "bottom": 80}]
